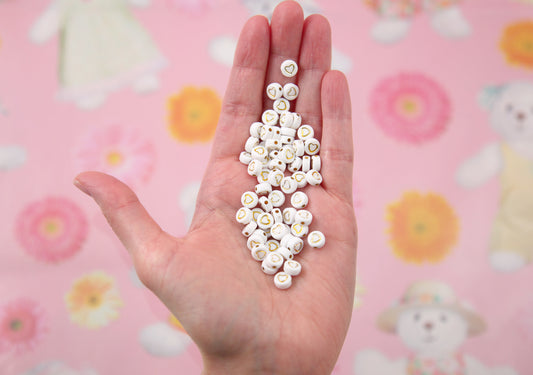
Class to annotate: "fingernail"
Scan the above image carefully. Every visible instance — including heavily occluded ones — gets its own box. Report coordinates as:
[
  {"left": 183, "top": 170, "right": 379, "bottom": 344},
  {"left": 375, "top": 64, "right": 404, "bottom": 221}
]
[{"left": 73, "top": 177, "right": 92, "bottom": 197}]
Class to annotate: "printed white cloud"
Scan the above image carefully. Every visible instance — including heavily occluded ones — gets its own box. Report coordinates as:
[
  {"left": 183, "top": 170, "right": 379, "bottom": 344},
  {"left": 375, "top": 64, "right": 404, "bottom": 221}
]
[
  {"left": 139, "top": 322, "right": 192, "bottom": 357},
  {"left": 129, "top": 267, "right": 146, "bottom": 288},
  {"left": 20, "top": 361, "right": 98, "bottom": 375},
  {"left": 0, "top": 145, "right": 27, "bottom": 170},
  {"left": 332, "top": 47, "right": 352, "bottom": 74},
  {"left": 208, "top": 35, "right": 237, "bottom": 67}
]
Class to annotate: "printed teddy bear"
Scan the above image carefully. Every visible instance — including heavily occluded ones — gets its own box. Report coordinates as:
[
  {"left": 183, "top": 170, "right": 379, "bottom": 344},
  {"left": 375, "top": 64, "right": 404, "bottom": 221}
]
[
  {"left": 354, "top": 280, "right": 517, "bottom": 375},
  {"left": 29, "top": 0, "right": 166, "bottom": 110},
  {"left": 365, "top": 0, "right": 471, "bottom": 44},
  {"left": 456, "top": 82, "right": 533, "bottom": 272}
]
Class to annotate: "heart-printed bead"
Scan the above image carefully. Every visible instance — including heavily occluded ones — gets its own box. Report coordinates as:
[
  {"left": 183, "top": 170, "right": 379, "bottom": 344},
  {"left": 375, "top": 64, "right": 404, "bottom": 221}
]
[
  {"left": 274, "top": 271, "right": 292, "bottom": 289},
  {"left": 304, "top": 138, "right": 320, "bottom": 155},
  {"left": 273, "top": 98, "right": 290, "bottom": 114},
  {"left": 241, "top": 191, "right": 259, "bottom": 208},
  {"left": 283, "top": 260, "right": 301, "bottom": 276},
  {"left": 283, "top": 83, "right": 299, "bottom": 101},
  {"left": 281, "top": 59, "right": 298, "bottom": 77},
  {"left": 266, "top": 82, "right": 283, "bottom": 100},
  {"left": 236, "top": 207, "right": 253, "bottom": 224},
  {"left": 308, "top": 230, "right": 326, "bottom": 248},
  {"left": 297, "top": 125, "right": 314, "bottom": 141},
  {"left": 262, "top": 109, "right": 279, "bottom": 126}
]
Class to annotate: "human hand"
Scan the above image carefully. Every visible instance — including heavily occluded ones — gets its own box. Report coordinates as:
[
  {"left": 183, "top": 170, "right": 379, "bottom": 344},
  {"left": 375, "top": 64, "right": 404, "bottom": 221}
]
[{"left": 74, "top": 1, "right": 357, "bottom": 374}]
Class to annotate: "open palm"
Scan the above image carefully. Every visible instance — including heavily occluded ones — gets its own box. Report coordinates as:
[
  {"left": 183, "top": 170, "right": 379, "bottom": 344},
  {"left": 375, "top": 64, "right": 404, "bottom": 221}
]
[{"left": 75, "top": 2, "right": 357, "bottom": 374}]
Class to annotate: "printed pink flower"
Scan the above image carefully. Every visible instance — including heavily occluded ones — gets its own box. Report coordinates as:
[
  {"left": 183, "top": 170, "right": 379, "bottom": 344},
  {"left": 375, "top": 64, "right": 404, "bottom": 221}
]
[
  {"left": 0, "top": 299, "right": 47, "bottom": 354},
  {"left": 370, "top": 72, "right": 451, "bottom": 144},
  {"left": 76, "top": 125, "right": 156, "bottom": 187},
  {"left": 16, "top": 197, "right": 88, "bottom": 263}
]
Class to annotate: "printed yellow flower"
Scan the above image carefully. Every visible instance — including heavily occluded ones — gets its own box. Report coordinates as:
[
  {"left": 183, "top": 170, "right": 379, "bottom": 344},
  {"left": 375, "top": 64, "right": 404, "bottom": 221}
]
[
  {"left": 500, "top": 21, "right": 533, "bottom": 70},
  {"left": 65, "top": 271, "right": 123, "bottom": 329},
  {"left": 168, "top": 314, "right": 187, "bottom": 334},
  {"left": 167, "top": 86, "right": 221, "bottom": 143},
  {"left": 386, "top": 191, "right": 459, "bottom": 264}
]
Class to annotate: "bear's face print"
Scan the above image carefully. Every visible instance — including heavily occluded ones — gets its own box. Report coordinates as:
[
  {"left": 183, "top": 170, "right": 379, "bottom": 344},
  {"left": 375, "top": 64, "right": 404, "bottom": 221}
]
[
  {"left": 397, "top": 307, "right": 468, "bottom": 358},
  {"left": 490, "top": 83, "right": 533, "bottom": 142}
]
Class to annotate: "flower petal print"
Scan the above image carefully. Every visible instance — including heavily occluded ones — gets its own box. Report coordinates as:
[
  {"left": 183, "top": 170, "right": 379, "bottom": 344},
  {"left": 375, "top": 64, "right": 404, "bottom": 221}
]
[
  {"left": 65, "top": 271, "right": 123, "bottom": 329},
  {"left": 370, "top": 72, "right": 451, "bottom": 144},
  {"left": 16, "top": 197, "right": 88, "bottom": 263},
  {"left": 386, "top": 191, "right": 459, "bottom": 264},
  {"left": 500, "top": 20, "right": 533, "bottom": 70},
  {"left": 0, "top": 299, "right": 47, "bottom": 354},
  {"left": 167, "top": 86, "right": 221, "bottom": 143},
  {"left": 76, "top": 125, "right": 156, "bottom": 187}
]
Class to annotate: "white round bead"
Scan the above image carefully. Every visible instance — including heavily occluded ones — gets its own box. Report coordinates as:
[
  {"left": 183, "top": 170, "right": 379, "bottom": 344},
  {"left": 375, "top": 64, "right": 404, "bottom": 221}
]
[
  {"left": 283, "top": 83, "right": 299, "bottom": 101},
  {"left": 275, "top": 246, "right": 293, "bottom": 260},
  {"left": 242, "top": 221, "right": 258, "bottom": 237},
  {"left": 286, "top": 235, "right": 304, "bottom": 255},
  {"left": 279, "top": 145, "right": 296, "bottom": 164},
  {"left": 268, "top": 190, "right": 285, "bottom": 207},
  {"left": 239, "top": 151, "right": 252, "bottom": 165},
  {"left": 306, "top": 169, "right": 323, "bottom": 186},
  {"left": 268, "top": 169, "right": 284, "bottom": 186},
  {"left": 257, "top": 169, "right": 271, "bottom": 184},
  {"left": 283, "top": 260, "right": 301, "bottom": 276},
  {"left": 266, "top": 82, "right": 283, "bottom": 100},
  {"left": 290, "top": 191, "right": 308, "bottom": 209},
  {"left": 282, "top": 207, "right": 297, "bottom": 225},
  {"left": 308, "top": 230, "right": 326, "bottom": 248},
  {"left": 261, "top": 260, "right": 278, "bottom": 275},
  {"left": 280, "top": 59, "right": 298, "bottom": 77},
  {"left": 312, "top": 155, "right": 321, "bottom": 171},
  {"left": 244, "top": 136, "right": 259, "bottom": 153},
  {"left": 270, "top": 222, "right": 290, "bottom": 240},
  {"left": 280, "top": 127, "right": 296, "bottom": 137},
  {"left": 247, "top": 159, "right": 263, "bottom": 176},
  {"left": 266, "top": 239, "right": 280, "bottom": 252},
  {"left": 279, "top": 112, "right": 294, "bottom": 128},
  {"left": 274, "top": 272, "right": 292, "bottom": 289},
  {"left": 265, "top": 252, "right": 284, "bottom": 269},
  {"left": 301, "top": 156, "right": 311, "bottom": 172},
  {"left": 236, "top": 207, "right": 253, "bottom": 224},
  {"left": 294, "top": 209, "right": 313, "bottom": 225},
  {"left": 288, "top": 157, "right": 302, "bottom": 173},
  {"left": 251, "top": 145, "right": 268, "bottom": 162},
  {"left": 255, "top": 182, "right": 272, "bottom": 196},
  {"left": 268, "top": 158, "right": 286, "bottom": 172},
  {"left": 293, "top": 139, "right": 305, "bottom": 157},
  {"left": 252, "top": 229, "right": 268, "bottom": 242},
  {"left": 292, "top": 113, "right": 302, "bottom": 128},
  {"left": 269, "top": 150, "right": 280, "bottom": 159},
  {"left": 297, "top": 125, "right": 314, "bottom": 141},
  {"left": 249, "top": 122, "right": 263, "bottom": 138},
  {"left": 280, "top": 176, "right": 297, "bottom": 194},
  {"left": 273, "top": 98, "right": 290, "bottom": 114},
  {"left": 290, "top": 222, "right": 309, "bottom": 238},
  {"left": 247, "top": 232, "right": 265, "bottom": 249},
  {"left": 241, "top": 191, "right": 259, "bottom": 208},
  {"left": 292, "top": 171, "right": 307, "bottom": 188},
  {"left": 251, "top": 244, "right": 268, "bottom": 261},
  {"left": 257, "top": 212, "right": 274, "bottom": 230},
  {"left": 262, "top": 109, "right": 279, "bottom": 126},
  {"left": 304, "top": 138, "right": 320, "bottom": 155},
  {"left": 258, "top": 196, "right": 273, "bottom": 212},
  {"left": 271, "top": 208, "right": 283, "bottom": 223},
  {"left": 251, "top": 208, "right": 264, "bottom": 222},
  {"left": 265, "top": 138, "right": 281, "bottom": 151}
]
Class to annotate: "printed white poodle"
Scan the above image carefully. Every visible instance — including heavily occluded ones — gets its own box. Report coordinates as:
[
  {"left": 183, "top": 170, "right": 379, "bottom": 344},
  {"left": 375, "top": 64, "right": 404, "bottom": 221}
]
[
  {"left": 354, "top": 281, "right": 517, "bottom": 375},
  {"left": 456, "top": 82, "right": 533, "bottom": 272},
  {"left": 365, "top": 0, "right": 471, "bottom": 44},
  {"left": 29, "top": 0, "right": 166, "bottom": 110}
]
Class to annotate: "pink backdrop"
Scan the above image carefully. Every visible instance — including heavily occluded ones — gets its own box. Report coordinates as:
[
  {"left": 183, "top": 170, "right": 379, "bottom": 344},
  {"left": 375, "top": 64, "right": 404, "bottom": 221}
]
[{"left": 1, "top": 0, "right": 532, "bottom": 374}]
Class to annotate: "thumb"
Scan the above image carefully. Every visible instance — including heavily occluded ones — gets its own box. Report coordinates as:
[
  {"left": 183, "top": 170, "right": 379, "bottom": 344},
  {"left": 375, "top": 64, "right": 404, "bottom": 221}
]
[{"left": 73, "top": 171, "right": 177, "bottom": 285}]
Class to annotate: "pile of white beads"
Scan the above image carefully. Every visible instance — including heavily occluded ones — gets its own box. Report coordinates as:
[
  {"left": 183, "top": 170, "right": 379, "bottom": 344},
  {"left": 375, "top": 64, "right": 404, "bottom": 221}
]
[{"left": 236, "top": 59, "right": 326, "bottom": 290}]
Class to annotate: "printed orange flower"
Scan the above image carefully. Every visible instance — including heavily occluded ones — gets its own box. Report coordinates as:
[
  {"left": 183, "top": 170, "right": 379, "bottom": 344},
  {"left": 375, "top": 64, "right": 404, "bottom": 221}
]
[
  {"left": 65, "top": 271, "right": 123, "bottom": 329},
  {"left": 167, "top": 86, "right": 221, "bottom": 143},
  {"left": 386, "top": 191, "right": 459, "bottom": 264},
  {"left": 500, "top": 21, "right": 533, "bottom": 70}
]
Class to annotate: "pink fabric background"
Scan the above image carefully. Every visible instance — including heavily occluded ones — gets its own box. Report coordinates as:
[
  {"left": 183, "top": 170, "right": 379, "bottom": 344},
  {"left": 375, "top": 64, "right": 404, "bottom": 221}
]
[{"left": 1, "top": 0, "right": 532, "bottom": 374}]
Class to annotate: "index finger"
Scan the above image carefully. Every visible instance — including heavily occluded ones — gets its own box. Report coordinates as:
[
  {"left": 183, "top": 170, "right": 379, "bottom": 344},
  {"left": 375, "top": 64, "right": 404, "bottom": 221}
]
[{"left": 211, "top": 15, "right": 270, "bottom": 160}]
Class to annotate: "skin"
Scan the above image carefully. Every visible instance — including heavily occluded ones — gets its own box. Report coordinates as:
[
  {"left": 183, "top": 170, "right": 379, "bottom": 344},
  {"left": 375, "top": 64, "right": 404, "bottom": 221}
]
[{"left": 74, "top": 2, "right": 357, "bottom": 374}]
